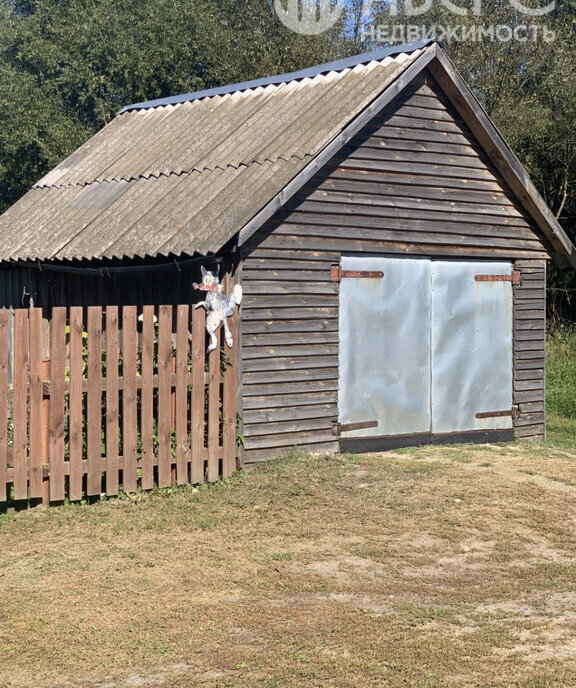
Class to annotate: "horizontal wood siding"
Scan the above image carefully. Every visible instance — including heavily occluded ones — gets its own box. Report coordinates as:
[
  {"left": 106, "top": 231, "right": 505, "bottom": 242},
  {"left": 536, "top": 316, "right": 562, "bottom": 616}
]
[
  {"left": 241, "top": 69, "right": 550, "bottom": 463},
  {"left": 240, "top": 250, "right": 340, "bottom": 463},
  {"left": 513, "top": 260, "right": 546, "bottom": 440}
]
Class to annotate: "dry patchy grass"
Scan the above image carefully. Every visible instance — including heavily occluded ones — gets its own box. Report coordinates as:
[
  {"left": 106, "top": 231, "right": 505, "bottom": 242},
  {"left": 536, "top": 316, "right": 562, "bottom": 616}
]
[{"left": 2, "top": 442, "right": 576, "bottom": 687}]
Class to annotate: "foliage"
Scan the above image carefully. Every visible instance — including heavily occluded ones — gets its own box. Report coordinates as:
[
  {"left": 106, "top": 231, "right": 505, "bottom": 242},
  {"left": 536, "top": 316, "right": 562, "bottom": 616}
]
[
  {"left": 0, "top": 0, "right": 574, "bottom": 319},
  {"left": 546, "top": 327, "right": 576, "bottom": 448},
  {"left": 0, "top": 0, "right": 339, "bottom": 213}
]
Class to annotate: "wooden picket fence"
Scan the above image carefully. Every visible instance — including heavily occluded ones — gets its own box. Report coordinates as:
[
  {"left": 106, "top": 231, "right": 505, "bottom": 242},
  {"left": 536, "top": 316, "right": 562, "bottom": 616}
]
[{"left": 0, "top": 304, "right": 238, "bottom": 506}]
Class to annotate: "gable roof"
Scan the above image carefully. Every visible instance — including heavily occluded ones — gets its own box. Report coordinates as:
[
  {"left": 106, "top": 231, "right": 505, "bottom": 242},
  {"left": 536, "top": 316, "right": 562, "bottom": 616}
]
[{"left": 0, "top": 41, "right": 573, "bottom": 267}]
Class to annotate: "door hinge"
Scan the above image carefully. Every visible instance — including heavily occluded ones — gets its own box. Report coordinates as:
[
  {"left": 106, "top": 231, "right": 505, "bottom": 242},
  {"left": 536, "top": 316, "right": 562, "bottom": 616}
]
[
  {"left": 475, "top": 270, "right": 521, "bottom": 286},
  {"left": 476, "top": 407, "right": 519, "bottom": 420},
  {"left": 332, "top": 420, "right": 379, "bottom": 436},
  {"left": 331, "top": 265, "right": 384, "bottom": 283}
]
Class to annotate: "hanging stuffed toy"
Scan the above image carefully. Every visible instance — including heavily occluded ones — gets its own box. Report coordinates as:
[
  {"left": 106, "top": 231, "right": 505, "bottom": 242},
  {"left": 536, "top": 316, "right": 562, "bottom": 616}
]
[{"left": 193, "top": 265, "right": 242, "bottom": 352}]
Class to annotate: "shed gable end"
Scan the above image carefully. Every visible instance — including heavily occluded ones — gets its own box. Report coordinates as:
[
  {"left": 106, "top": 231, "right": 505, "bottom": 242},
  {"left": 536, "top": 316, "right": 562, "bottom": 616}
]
[
  {"left": 240, "top": 68, "right": 549, "bottom": 462},
  {"left": 248, "top": 69, "right": 551, "bottom": 260}
]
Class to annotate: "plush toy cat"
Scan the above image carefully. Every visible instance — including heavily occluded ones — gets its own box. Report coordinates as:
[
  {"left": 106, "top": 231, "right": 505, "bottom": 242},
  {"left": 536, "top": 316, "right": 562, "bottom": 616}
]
[{"left": 193, "top": 265, "right": 242, "bottom": 352}]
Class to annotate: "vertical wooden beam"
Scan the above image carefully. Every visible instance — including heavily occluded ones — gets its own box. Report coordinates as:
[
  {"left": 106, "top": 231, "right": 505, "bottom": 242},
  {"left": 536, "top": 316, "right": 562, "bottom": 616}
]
[
  {"left": 140, "top": 306, "right": 154, "bottom": 491},
  {"left": 207, "top": 328, "right": 221, "bottom": 483},
  {"left": 170, "top": 354, "right": 177, "bottom": 484},
  {"left": 29, "top": 309, "right": 45, "bottom": 500},
  {"left": 222, "top": 310, "right": 238, "bottom": 478},
  {"left": 122, "top": 306, "right": 138, "bottom": 494},
  {"left": 190, "top": 306, "right": 205, "bottom": 484},
  {"left": 68, "top": 307, "right": 84, "bottom": 501},
  {"left": 157, "top": 305, "right": 172, "bottom": 488},
  {"left": 86, "top": 307, "right": 102, "bottom": 497},
  {"left": 0, "top": 310, "right": 9, "bottom": 503},
  {"left": 105, "top": 307, "right": 119, "bottom": 497},
  {"left": 49, "top": 308, "right": 66, "bottom": 502},
  {"left": 12, "top": 309, "right": 29, "bottom": 501},
  {"left": 41, "top": 357, "right": 51, "bottom": 504},
  {"left": 233, "top": 259, "right": 245, "bottom": 470},
  {"left": 175, "top": 305, "right": 189, "bottom": 485}
]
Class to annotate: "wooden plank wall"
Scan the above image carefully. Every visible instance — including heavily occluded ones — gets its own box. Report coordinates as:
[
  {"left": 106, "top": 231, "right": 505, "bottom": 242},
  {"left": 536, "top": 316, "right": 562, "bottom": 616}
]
[
  {"left": 240, "top": 69, "right": 551, "bottom": 463},
  {"left": 0, "top": 258, "right": 206, "bottom": 311},
  {"left": 512, "top": 260, "right": 546, "bottom": 440}
]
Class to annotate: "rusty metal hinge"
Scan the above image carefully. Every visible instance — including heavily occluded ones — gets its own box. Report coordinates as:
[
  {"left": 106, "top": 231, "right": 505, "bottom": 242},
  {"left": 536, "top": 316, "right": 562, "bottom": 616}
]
[
  {"left": 332, "top": 420, "right": 379, "bottom": 436},
  {"left": 331, "top": 265, "right": 384, "bottom": 283},
  {"left": 475, "top": 270, "right": 521, "bottom": 286},
  {"left": 476, "top": 407, "right": 519, "bottom": 420}
]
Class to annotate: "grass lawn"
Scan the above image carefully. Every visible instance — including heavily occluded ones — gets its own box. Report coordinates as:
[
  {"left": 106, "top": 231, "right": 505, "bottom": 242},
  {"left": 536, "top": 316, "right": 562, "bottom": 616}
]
[
  {"left": 0, "top": 333, "right": 575, "bottom": 688},
  {"left": 546, "top": 328, "right": 576, "bottom": 450}
]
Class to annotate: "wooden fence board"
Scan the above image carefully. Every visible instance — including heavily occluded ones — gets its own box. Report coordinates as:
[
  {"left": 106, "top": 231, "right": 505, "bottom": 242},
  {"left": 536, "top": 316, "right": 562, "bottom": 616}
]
[
  {"left": 140, "top": 306, "right": 155, "bottom": 491},
  {"left": 0, "top": 311, "right": 8, "bottom": 503},
  {"left": 207, "top": 328, "right": 221, "bottom": 483},
  {"left": 122, "top": 306, "right": 138, "bottom": 493},
  {"left": 49, "top": 308, "right": 67, "bottom": 501},
  {"left": 12, "top": 309, "right": 28, "bottom": 501},
  {"left": 87, "top": 307, "right": 103, "bottom": 497},
  {"left": 191, "top": 306, "right": 205, "bottom": 484},
  {"left": 28, "top": 309, "right": 44, "bottom": 499},
  {"left": 68, "top": 307, "right": 84, "bottom": 501},
  {"left": 222, "top": 311, "right": 238, "bottom": 478},
  {"left": 175, "top": 305, "right": 189, "bottom": 485},
  {"left": 157, "top": 305, "right": 173, "bottom": 488},
  {"left": 105, "top": 307, "right": 120, "bottom": 497},
  {"left": 0, "top": 302, "right": 236, "bottom": 506}
]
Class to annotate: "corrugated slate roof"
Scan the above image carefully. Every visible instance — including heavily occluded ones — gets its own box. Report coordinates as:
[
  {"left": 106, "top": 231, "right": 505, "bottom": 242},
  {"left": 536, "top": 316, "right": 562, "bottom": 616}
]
[
  {"left": 118, "top": 39, "right": 434, "bottom": 113},
  {"left": 0, "top": 42, "right": 427, "bottom": 261}
]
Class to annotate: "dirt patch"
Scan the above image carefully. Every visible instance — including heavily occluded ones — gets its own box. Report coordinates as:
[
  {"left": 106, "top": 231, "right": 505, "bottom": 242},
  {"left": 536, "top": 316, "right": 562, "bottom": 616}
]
[{"left": 2, "top": 443, "right": 576, "bottom": 687}]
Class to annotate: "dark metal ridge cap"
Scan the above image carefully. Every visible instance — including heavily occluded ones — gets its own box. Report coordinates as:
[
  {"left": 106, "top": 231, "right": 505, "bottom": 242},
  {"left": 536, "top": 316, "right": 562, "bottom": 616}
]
[{"left": 118, "top": 39, "right": 435, "bottom": 114}]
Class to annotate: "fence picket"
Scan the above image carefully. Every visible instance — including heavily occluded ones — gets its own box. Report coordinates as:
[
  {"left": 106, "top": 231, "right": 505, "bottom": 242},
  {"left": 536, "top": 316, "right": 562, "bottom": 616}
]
[
  {"left": 140, "top": 306, "right": 154, "bottom": 491},
  {"left": 122, "top": 306, "right": 138, "bottom": 493},
  {"left": 157, "top": 305, "right": 172, "bottom": 488},
  {"left": 175, "top": 305, "right": 189, "bottom": 485},
  {"left": 49, "top": 308, "right": 67, "bottom": 502},
  {"left": 105, "top": 307, "right": 119, "bottom": 497},
  {"left": 68, "top": 307, "right": 84, "bottom": 501},
  {"left": 207, "top": 328, "right": 221, "bottom": 483},
  {"left": 29, "top": 309, "right": 44, "bottom": 499},
  {"left": 13, "top": 309, "right": 29, "bottom": 501},
  {"left": 87, "top": 307, "right": 102, "bottom": 497},
  {"left": 222, "top": 311, "right": 238, "bottom": 478},
  {"left": 0, "top": 302, "right": 238, "bottom": 506},
  {"left": 190, "top": 306, "right": 205, "bottom": 484},
  {"left": 0, "top": 310, "right": 8, "bottom": 503}
]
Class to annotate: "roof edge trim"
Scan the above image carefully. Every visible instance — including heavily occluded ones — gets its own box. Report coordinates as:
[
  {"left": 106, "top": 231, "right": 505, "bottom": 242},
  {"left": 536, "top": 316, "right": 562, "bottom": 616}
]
[
  {"left": 237, "top": 43, "right": 575, "bottom": 269},
  {"left": 118, "top": 39, "right": 434, "bottom": 114},
  {"left": 427, "top": 46, "right": 575, "bottom": 268}
]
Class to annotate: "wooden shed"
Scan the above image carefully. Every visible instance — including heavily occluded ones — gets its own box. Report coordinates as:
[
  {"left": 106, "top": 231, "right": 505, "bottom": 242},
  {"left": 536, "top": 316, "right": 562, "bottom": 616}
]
[{"left": 0, "top": 39, "right": 574, "bottom": 467}]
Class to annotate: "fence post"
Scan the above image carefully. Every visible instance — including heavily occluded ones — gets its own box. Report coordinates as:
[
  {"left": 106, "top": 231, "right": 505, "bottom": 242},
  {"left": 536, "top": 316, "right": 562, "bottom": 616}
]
[
  {"left": 190, "top": 306, "right": 205, "bottom": 484},
  {"left": 207, "top": 328, "right": 221, "bottom": 483},
  {"left": 41, "top": 358, "right": 51, "bottom": 505},
  {"left": 222, "top": 311, "right": 238, "bottom": 478},
  {"left": 170, "top": 354, "right": 176, "bottom": 484},
  {"left": 0, "top": 310, "right": 9, "bottom": 504}
]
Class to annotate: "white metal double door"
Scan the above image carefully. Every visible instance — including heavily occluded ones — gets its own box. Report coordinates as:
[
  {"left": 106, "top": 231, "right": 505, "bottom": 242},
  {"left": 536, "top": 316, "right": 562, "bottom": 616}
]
[{"left": 338, "top": 256, "right": 513, "bottom": 439}]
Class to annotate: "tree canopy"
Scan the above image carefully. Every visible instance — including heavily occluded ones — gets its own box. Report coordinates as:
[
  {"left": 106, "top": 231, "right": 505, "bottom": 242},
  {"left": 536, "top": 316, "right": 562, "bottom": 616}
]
[{"left": 0, "top": 0, "right": 574, "bottom": 320}]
